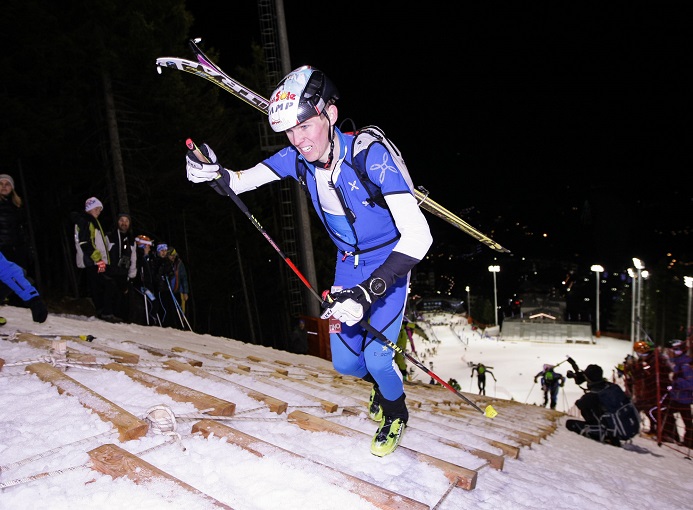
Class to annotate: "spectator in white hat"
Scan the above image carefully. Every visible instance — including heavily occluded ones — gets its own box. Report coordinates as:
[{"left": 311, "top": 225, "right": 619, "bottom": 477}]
[{"left": 72, "top": 196, "right": 121, "bottom": 322}]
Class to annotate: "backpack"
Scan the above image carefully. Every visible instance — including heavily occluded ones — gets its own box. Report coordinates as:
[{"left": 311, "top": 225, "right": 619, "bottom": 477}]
[
  {"left": 595, "top": 383, "right": 640, "bottom": 441},
  {"left": 295, "top": 125, "right": 415, "bottom": 208},
  {"left": 478, "top": 365, "right": 485, "bottom": 375}
]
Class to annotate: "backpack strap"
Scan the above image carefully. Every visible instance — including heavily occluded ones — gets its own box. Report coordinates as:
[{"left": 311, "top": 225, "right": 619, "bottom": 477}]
[{"left": 350, "top": 127, "right": 388, "bottom": 209}]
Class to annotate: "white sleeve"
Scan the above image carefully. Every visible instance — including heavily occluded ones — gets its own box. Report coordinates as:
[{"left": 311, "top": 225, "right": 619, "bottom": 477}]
[
  {"left": 227, "top": 163, "right": 281, "bottom": 194},
  {"left": 384, "top": 193, "right": 433, "bottom": 261},
  {"left": 128, "top": 245, "right": 137, "bottom": 279}
]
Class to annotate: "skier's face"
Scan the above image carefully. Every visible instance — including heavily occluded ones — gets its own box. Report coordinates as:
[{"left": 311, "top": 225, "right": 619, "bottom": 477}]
[{"left": 284, "top": 105, "right": 337, "bottom": 166}]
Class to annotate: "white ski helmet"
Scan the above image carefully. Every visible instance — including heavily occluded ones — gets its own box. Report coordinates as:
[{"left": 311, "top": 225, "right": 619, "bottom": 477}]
[{"left": 268, "top": 65, "right": 339, "bottom": 133}]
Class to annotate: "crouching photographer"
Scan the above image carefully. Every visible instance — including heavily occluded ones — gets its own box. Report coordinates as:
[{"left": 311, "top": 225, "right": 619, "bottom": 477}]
[{"left": 564, "top": 362, "right": 639, "bottom": 447}]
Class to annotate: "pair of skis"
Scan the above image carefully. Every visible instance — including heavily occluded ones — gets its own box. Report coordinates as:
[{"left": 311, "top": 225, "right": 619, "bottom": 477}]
[{"left": 156, "top": 39, "right": 510, "bottom": 254}]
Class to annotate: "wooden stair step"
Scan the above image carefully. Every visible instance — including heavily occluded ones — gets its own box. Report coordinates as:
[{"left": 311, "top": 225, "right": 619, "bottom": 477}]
[{"left": 25, "top": 362, "right": 148, "bottom": 441}]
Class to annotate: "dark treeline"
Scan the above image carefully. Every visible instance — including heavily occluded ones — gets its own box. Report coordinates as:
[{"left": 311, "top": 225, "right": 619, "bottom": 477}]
[
  {"left": 1, "top": 0, "right": 333, "bottom": 346},
  {"left": 2, "top": 2, "right": 690, "bottom": 346}
]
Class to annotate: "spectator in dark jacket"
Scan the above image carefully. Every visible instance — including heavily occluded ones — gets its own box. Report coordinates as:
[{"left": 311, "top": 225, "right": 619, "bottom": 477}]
[
  {"left": 629, "top": 340, "right": 672, "bottom": 437},
  {"left": 131, "top": 234, "right": 161, "bottom": 326},
  {"left": 150, "top": 242, "right": 177, "bottom": 328},
  {"left": 107, "top": 213, "right": 137, "bottom": 322},
  {"left": 0, "top": 174, "right": 31, "bottom": 282},
  {"left": 167, "top": 247, "right": 189, "bottom": 318},
  {"left": 662, "top": 339, "right": 693, "bottom": 447},
  {"left": 290, "top": 318, "right": 309, "bottom": 355}
]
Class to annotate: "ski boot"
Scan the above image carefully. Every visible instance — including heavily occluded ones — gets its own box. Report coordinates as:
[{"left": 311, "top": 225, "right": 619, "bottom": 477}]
[{"left": 370, "top": 393, "right": 408, "bottom": 457}]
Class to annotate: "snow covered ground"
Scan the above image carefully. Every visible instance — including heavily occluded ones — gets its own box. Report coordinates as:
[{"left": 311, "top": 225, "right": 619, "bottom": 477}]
[{"left": 0, "top": 306, "right": 691, "bottom": 509}]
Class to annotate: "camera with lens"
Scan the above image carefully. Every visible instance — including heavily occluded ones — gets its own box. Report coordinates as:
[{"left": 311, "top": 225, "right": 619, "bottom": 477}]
[
  {"left": 566, "top": 357, "right": 586, "bottom": 385},
  {"left": 567, "top": 368, "right": 587, "bottom": 385}
]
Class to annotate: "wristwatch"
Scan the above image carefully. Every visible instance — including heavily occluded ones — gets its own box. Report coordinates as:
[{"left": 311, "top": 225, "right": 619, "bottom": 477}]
[{"left": 368, "top": 277, "right": 387, "bottom": 297}]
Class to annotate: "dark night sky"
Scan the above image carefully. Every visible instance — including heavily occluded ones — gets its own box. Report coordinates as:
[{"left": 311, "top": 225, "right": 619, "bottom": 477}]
[{"left": 187, "top": 2, "right": 689, "bottom": 269}]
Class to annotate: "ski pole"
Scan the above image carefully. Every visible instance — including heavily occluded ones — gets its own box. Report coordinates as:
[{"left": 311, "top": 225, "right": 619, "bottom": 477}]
[
  {"left": 186, "top": 140, "right": 496, "bottom": 417},
  {"left": 166, "top": 277, "right": 192, "bottom": 331},
  {"left": 525, "top": 381, "right": 536, "bottom": 403}
]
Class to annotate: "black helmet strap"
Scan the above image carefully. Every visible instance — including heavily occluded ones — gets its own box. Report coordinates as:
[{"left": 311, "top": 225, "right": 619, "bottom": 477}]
[{"left": 320, "top": 110, "right": 335, "bottom": 169}]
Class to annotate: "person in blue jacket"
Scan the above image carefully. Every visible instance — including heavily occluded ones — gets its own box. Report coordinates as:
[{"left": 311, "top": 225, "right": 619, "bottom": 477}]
[
  {"left": 186, "top": 65, "right": 432, "bottom": 456},
  {"left": 0, "top": 250, "right": 47, "bottom": 324}
]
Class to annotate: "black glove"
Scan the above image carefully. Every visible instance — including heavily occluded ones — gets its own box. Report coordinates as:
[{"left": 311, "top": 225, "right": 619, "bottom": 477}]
[
  {"left": 321, "top": 251, "right": 418, "bottom": 326},
  {"left": 28, "top": 296, "right": 48, "bottom": 323}
]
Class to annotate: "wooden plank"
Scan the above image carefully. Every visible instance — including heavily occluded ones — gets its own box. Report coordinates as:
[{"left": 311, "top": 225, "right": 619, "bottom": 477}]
[
  {"left": 405, "top": 425, "right": 504, "bottom": 470},
  {"left": 88, "top": 443, "right": 233, "bottom": 509},
  {"left": 259, "top": 371, "right": 339, "bottom": 413},
  {"left": 161, "top": 359, "right": 288, "bottom": 415},
  {"left": 156, "top": 351, "right": 288, "bottom": 415},
  {"left": 409, "top": 410, "right": 521, "bottom": 459},
  {"left": 170, "top": 346, "right": 205, "bottom": 366},
  {"left": 25, "top": 363, "right": 148, "bottom": 441},
  {"left": 15, "top": 333, "right": 96, "bottom": 362},
  {"left": 70, "top": 343, "right": 140, "bottom": 364},
  {"left": 323, "top": 377, "right": 524, "bottom": 458},
  {"left": 288, "top": 410, "right": 478, "bottom": 490},
  {"left": 123, "top": 341, "right": 202, "bottom": 366},
  {"left": 103, "top": 363, "right": 235, "bottom": 416},
  {"left": 431, "top": 407, "right": 541, "bottom": 445},
  {"left": 192, "top": 420, "right": 428, "bottom": 510},
  {"left": 220, "top": 366, "right": 289, "bottom": 414}
]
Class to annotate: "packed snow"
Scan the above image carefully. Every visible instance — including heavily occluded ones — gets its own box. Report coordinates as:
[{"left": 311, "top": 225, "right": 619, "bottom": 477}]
[{"left": 0, "top": 306, "right": 691, "bottom": 509}]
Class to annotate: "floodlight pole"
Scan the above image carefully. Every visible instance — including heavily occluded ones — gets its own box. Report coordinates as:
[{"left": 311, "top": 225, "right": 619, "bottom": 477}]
[
  {"left": 685, "top": 276, "right": 693, "bottom": 338},
  {"left": 488, "top": 266, "right": 500, "bottom": 326},
  {"left": 590, "top": 265, "right": 604, "bottom": 338},
  {"left": 465, "top": 285, "right": 471, "bottom": 321},
  {"left": 632, "top": 258, "right": 644, "bottom": 344}
]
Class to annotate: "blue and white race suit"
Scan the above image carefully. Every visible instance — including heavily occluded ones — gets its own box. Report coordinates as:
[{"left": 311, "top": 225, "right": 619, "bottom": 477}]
[{"left": 224, "top": 128, "right": 432, "bottom": 402}]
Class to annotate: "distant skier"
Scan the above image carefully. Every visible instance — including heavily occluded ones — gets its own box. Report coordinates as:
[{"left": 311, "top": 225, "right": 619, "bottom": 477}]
[
  {"left": 471, "top": 363, "right": 496, "bottom": 395},
  {"left": 534, "top": 364, "right": 565, "bottom": 409}
]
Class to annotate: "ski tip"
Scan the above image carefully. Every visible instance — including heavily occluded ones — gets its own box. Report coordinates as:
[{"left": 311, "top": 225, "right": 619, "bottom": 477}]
[{"left": 484, "top": 405, "right": 498, "bottom": 418}]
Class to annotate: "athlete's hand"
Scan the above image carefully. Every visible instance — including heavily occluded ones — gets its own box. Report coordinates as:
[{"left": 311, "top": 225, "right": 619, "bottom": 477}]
[
  {"left": 320, "top": 277, "right": 387, "bottom": 326},
  {"left": 186, "top": 142, "right": 233, "bottom": 196},
  {"left": 321, "top": 286, "right": 371, "bottom": 326},
  {"left": 186, "top": 143, "right": 222, "bottom": 182}
]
